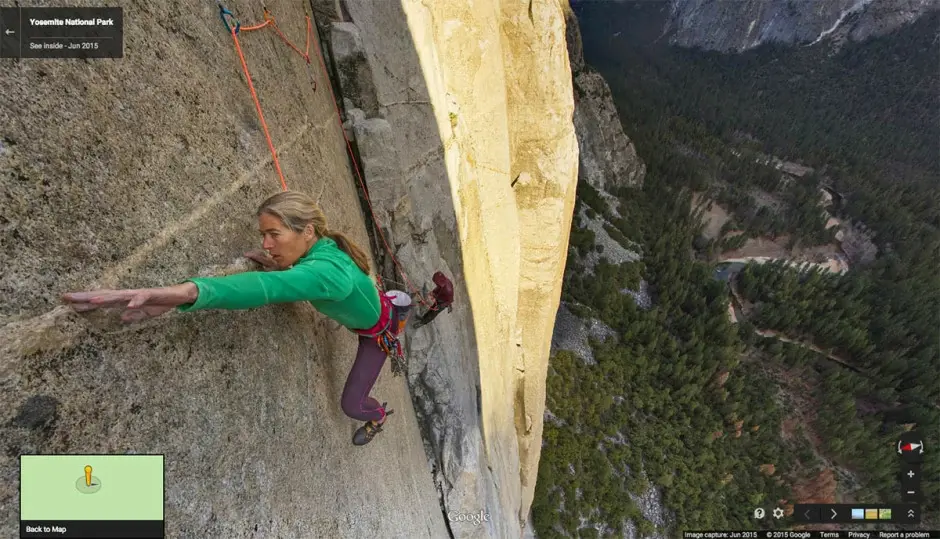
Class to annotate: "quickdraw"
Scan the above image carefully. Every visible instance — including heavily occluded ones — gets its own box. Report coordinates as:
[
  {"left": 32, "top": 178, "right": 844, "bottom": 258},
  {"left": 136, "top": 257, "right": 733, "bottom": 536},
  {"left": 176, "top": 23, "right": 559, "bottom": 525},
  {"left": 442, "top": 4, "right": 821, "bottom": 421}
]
[
  {"left": 377, "top": 330, "right": 407, "bottom": 377},
  {"left": 353, "top": 292, "right": 409, "bottom": 377},
  {"left": 217, "top": 3, "right": 241, "bottom": 35}
]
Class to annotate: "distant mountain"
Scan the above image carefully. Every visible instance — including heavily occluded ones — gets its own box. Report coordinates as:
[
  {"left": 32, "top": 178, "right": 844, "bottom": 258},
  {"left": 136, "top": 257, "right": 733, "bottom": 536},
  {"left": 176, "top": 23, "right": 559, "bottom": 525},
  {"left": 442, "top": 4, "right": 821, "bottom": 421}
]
[{"left": 574, "top": 0, "right": 939, "bottom": 52}]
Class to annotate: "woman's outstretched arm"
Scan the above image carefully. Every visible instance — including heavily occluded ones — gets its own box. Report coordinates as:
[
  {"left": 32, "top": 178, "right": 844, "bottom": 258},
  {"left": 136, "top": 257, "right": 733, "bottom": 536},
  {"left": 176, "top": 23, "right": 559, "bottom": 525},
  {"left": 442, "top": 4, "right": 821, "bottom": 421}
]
[
  {"left": 62, "top": 283, "right": 199, "bottom": 324},
  {"left": 62, "top": 260, "right": 351, "bottom": 323},
  {"left": 176, "top": 261, "right": 349, "bottom": 312}
]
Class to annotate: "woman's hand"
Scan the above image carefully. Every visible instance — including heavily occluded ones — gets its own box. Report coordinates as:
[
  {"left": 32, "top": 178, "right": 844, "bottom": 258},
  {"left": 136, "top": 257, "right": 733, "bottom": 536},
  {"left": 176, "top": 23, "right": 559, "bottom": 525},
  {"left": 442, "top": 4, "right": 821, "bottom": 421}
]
[
  {"left": 61, "top": 283, "right": 198, "bottom": 324},
  {"left": 244, "top": 249, "right": 278, "bottom": 271}
]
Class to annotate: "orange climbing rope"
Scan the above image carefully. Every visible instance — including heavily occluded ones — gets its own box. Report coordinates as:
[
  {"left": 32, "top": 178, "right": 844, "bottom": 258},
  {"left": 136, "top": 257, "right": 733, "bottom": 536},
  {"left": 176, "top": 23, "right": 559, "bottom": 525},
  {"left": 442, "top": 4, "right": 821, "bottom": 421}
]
[
  {"left": 228, "top": 31, "right": 287, "bottom": 191},
  {"left": 217, "top": 4, "right": 430, "bottom": 308},
  {"left": 219, "top": 6, "right": 315, "bottom": 192}
]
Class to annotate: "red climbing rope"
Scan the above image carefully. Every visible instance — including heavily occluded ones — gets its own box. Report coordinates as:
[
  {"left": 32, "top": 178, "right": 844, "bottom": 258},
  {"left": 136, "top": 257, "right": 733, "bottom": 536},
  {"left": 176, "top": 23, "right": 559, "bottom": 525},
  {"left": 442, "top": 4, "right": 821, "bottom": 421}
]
[{"left": 218, "top": 4, "right": 430, "bottom": 308}]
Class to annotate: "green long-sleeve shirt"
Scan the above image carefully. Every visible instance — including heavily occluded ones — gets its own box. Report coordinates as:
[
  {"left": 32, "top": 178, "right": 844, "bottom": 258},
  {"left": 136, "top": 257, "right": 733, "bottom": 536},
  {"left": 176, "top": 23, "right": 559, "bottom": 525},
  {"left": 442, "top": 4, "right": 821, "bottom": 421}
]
[{"left": 176, "top": 238, "right": 382, "bottom": 330}]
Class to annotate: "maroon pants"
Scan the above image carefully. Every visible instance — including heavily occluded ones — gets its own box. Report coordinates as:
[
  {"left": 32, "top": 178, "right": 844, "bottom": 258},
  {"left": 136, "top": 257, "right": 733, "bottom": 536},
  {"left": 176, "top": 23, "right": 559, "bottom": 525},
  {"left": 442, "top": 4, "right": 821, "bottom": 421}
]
[{"left": 340, "top": 335, "right": 388, "bottom": 422}]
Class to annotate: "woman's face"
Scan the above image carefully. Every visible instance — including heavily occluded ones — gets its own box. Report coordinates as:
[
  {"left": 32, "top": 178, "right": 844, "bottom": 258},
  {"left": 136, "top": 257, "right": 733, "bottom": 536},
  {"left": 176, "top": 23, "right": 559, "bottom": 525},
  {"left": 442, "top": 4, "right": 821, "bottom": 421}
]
[{"left": 258, "top": 213, "right": 315, "bottom": 269}]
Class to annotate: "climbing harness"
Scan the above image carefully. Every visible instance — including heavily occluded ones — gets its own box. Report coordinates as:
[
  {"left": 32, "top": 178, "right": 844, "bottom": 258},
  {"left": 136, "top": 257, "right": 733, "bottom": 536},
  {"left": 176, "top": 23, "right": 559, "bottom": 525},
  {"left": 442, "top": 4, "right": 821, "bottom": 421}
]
[
  {"left": 350, "top": 291, "right": 412, "bottom": 377},
  {"left": 356, "top": 324, "right": 406, "bottom": 378}
]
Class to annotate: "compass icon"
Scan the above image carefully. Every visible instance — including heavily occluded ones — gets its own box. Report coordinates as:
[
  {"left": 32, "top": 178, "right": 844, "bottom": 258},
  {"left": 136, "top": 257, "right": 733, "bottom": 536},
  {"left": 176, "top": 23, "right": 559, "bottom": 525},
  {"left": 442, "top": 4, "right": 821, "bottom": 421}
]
[{"left": 898, "top": 432, "right": 924, "bottom": 463}]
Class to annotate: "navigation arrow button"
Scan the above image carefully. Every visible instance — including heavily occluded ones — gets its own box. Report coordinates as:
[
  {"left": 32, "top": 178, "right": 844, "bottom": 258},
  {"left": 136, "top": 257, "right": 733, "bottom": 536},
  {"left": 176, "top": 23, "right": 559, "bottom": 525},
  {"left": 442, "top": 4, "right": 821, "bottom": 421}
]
[
  {"left": 824, "top": 505, "right": 850, "bottom": 522},
  {"left": 900, "top": 505, "right": 920, "bottom": 523},
  {"left": 794, "top": 505, "right": 819, "bottom": 523},
  {"left": 0, "top": 8, "right": 22, "bottom": 59}
]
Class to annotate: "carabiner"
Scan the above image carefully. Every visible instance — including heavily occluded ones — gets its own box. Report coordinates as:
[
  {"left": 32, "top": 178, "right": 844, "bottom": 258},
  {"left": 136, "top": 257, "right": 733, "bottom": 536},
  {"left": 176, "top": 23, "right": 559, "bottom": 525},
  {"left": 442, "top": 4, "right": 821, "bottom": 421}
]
[{"left": 218, "top": 4, "right": 241, "bottom": 35}]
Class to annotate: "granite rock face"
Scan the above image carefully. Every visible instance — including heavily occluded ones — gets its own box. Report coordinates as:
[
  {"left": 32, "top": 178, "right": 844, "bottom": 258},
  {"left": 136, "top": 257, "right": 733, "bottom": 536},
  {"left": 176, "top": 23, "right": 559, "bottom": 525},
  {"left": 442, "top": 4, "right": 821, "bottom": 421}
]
[
  {"left": 572, "top": 70, "right": 646, "bottom": 191},
  {"left": 319, "top": 0, "right": 579, "bottom": 536},
  {"left": 0, "top": 1, "right": 448, "bottom": 537},
  {"left": 563, "top": 4, "right": 645, "bottom": 191}
]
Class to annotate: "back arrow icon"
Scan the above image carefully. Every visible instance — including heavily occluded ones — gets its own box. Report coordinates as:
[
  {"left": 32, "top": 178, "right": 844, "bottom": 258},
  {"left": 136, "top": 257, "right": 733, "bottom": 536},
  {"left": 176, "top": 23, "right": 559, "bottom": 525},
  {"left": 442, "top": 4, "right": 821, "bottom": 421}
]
[{"left": 4, "top": 29, "right": 14, "bottom": 35}]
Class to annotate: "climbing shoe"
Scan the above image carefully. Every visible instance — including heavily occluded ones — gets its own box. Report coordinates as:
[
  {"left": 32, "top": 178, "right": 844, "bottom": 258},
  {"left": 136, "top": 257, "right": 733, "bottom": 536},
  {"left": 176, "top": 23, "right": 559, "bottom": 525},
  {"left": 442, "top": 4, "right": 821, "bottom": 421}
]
[{"left": 352, "top": 404, "right": 394, "bottom": 446}]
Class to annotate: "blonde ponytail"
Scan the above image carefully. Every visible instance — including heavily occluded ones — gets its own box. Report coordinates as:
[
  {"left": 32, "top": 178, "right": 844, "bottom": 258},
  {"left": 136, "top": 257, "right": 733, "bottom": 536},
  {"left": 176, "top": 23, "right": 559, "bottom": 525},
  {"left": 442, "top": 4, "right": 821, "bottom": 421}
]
[{"left": 256, "top": 191, "right": 372, "bottom": 275}]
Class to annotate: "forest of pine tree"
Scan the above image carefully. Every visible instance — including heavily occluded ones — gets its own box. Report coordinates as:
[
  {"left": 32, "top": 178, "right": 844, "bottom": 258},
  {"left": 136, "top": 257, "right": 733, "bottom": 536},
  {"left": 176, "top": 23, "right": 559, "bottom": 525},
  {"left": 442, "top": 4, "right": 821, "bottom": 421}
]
[{"left": 533, "top": 3, "right": 938, "bottom": 536}]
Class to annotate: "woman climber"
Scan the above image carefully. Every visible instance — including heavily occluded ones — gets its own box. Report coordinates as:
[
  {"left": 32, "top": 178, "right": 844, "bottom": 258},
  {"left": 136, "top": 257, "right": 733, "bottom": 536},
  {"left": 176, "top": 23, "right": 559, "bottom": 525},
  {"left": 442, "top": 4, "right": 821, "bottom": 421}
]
[{"left": 61, "top": 190, "right": 408, "bottom": 446}]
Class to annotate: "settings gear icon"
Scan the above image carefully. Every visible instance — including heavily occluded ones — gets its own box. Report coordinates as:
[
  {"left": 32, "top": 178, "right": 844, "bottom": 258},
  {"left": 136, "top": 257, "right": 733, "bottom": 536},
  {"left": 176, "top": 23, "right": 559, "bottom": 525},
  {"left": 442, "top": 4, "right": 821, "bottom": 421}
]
[{"left": 772, "top": 507, "right": 785, "bottom": 519}]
